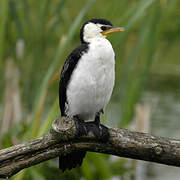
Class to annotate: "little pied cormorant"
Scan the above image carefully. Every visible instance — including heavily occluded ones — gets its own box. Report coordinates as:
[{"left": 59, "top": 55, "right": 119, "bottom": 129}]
[{"left": 59, "top": 18, "right": 124, "bottom": 171}]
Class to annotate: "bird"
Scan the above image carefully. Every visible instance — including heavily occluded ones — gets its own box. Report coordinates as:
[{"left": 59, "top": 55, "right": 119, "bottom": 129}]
[{"left": 59, "top": 18, "right": 124, "bottom": 172}]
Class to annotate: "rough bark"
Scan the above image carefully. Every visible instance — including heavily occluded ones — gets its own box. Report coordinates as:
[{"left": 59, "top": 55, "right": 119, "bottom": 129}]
[{"left": 0, "top": 117, "right": 180, "bottom": 179}]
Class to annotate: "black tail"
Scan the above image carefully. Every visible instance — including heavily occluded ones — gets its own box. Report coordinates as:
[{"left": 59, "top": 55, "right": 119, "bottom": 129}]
[{"left": 59, "top": 150, "right": 86, "bottom": 172}]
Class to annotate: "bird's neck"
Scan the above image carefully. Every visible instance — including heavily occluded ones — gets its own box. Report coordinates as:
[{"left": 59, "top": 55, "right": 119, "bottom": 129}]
[
  {"left": 87, "top": 37, "right": 114, "bottom": 62},
  {"left": 83, "top": 35, "right": 106, "bottom": 44}
]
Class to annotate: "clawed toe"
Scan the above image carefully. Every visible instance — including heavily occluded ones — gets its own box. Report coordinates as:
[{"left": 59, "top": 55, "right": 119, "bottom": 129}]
[
  {"left": 74, "top": 117, "right": 88, "bottom": 136},
  {"left": 98, "top": 124, "right": 109, "bottom": 142}
]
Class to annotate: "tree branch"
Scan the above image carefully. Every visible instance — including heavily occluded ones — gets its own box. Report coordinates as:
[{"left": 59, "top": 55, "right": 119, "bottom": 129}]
[{"left": 0, "top": 117, "right": 180, "bottom": 178}]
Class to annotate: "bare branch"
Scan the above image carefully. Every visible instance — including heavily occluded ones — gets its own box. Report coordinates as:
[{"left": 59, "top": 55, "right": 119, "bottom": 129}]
[{"left": 0, "top": 117, "right": 180, "bottom": 178}]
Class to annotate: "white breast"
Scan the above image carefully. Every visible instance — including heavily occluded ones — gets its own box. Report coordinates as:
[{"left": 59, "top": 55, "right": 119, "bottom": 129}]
[{"left": 66, "top": 38, "right": 115, "bottom": 121}]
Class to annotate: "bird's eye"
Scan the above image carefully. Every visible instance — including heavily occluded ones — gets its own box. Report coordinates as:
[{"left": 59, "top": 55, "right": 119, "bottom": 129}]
[{"left": 101, "top": 26, "right": 111, "bottom": 31}]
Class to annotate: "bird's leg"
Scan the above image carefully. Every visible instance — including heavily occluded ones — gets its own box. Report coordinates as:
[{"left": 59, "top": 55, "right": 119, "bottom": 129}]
[
  {"left": 93, "top": 111, "right": 109, "bottom": 142},
  {"left": 73, "top": 115, "right": 88, "bottom": 136},
  {"left": 94, "top": 109, "right": 104, "bottom": 127},
  {"left": 94, "top": 112, "right": 101, "bottom": 127}
]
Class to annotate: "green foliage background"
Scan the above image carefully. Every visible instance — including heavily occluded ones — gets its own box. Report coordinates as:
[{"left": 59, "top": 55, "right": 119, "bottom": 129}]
[{"left": 0, "top": 0, "right": 180, "bottom": 179}]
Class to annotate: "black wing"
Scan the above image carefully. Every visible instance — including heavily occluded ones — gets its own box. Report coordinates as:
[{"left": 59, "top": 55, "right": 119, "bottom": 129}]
[{"left": 59, "top": 43, "right": 89, "bottom": 116}]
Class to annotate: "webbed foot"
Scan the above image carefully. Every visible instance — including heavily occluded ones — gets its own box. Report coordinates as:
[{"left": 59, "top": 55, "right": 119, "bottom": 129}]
[{"left": 73, "top": 115, "right": 109, "bottom": 142}]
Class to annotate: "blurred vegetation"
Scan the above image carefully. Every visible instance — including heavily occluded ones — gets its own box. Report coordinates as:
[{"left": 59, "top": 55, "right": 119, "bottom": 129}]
[{"left": 0, "top": 0, "right": 180, "bottom": 179}]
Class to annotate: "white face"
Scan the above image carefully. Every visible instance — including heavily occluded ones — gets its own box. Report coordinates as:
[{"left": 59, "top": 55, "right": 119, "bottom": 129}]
[{"left": 83, "top": 22, "right": 105, "bottom": 42}]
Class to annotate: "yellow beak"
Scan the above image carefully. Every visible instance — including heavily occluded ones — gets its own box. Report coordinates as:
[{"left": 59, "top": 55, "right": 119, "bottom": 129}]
[{"left": 101, "top": 27, "right": 125, "bottom": 36}]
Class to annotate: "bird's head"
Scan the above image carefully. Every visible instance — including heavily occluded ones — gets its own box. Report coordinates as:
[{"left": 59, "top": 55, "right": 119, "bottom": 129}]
[{"left": 80, "top": 18, "right": 125, "bottom": 43}]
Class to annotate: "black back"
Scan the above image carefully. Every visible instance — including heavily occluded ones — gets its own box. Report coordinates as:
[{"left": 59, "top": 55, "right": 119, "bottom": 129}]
[{"left": 59, "top": 43, "right": 89, "bottom": 116}]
